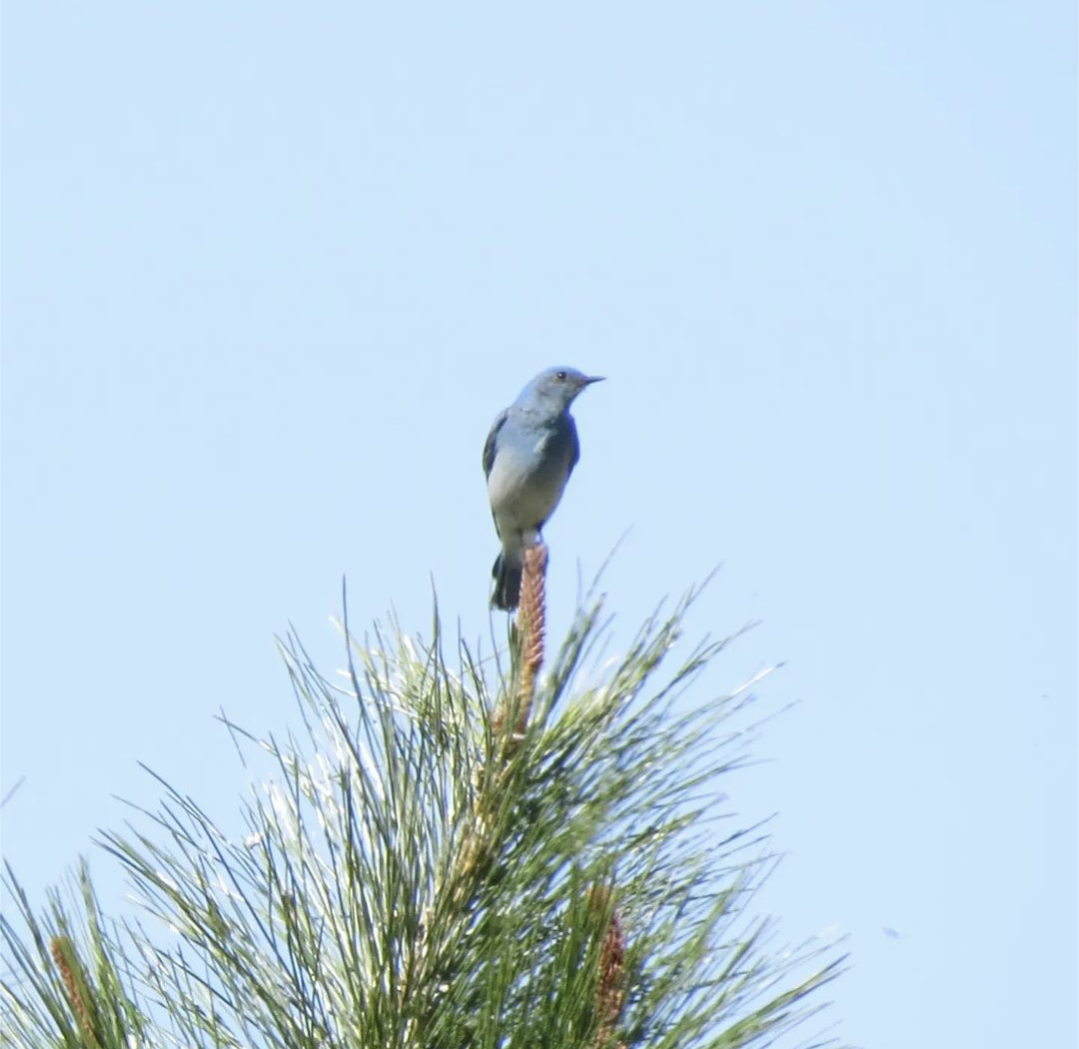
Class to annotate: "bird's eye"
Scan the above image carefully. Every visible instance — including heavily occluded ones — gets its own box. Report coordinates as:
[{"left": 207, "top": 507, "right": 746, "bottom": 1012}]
[{"left": 556, "top": 371, "right": 567, "bottom": 380}]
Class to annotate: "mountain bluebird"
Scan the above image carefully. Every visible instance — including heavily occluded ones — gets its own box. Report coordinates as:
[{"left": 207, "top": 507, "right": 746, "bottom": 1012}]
[{"left": 483, "top": 367, "right": 604, "bottom": 610}]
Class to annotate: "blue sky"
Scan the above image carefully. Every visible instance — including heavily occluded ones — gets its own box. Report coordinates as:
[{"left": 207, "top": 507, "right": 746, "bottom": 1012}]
[{"left": 3, "top": 3, "right": 1076, "bottom": 1046}]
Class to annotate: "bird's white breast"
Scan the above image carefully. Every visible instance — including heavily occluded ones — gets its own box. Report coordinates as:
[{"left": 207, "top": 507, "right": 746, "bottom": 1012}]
[{"left": 487, "top": 432, "right": 566, "bottom": 537}]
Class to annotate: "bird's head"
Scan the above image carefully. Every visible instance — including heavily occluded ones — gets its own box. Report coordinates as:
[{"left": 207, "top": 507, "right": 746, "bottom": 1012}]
[{"left": 523, "top": 367, "right": 605, "bottom": 411}]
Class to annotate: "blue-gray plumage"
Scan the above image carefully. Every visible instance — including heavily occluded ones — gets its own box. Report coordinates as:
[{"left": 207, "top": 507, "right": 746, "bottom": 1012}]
[{"left": 483, "top": 367, "right": 604, "bottom": 610}]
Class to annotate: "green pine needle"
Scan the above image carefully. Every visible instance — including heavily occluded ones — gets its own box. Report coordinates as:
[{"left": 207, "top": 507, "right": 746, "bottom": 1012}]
[{"left": 2, "top": 589, "right": 848, "bottom": 1049}]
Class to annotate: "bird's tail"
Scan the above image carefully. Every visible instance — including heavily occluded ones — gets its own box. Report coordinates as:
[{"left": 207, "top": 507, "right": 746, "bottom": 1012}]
[{"left": 491, "top": 553, "right": 523, "bottom": 611}]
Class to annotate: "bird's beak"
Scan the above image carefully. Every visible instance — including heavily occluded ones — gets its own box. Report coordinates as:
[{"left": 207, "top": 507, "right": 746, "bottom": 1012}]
[{"left": 583, "top": 375, "right": 605, "bottom": 386}]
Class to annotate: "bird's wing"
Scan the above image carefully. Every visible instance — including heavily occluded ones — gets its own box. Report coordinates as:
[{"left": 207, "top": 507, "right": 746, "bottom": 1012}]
[
  {"left": 482, "top": 410, "right": 509, "bottom": 477},
  {"left": 564, "top": 415, "right": 581, "bottom": 476}
]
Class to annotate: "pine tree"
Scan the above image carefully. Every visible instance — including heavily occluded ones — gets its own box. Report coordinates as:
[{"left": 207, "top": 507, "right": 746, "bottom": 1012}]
[{"left": 2, "top": 548, "right": 846, "bottom": 1048}]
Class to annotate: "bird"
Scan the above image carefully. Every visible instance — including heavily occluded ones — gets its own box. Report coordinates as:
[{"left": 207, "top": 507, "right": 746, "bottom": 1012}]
[{"left": 483, "top": 367, "right": 604, "bottom": 610}]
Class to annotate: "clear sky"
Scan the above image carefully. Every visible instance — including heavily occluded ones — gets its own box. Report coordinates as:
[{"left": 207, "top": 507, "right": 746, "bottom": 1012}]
[{"left": 3, "top": 4, "right": 1076, "bottom": 1047}]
